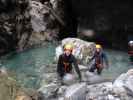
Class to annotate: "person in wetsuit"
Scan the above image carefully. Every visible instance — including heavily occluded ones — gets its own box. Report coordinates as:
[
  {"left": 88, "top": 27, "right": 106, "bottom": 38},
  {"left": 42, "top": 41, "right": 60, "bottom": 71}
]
[
  {"left": 89, "top": 44, "right": 109, "bottom": 75},
  {"left": 57, "top": 44, "right": 82, "bottom": 83}
]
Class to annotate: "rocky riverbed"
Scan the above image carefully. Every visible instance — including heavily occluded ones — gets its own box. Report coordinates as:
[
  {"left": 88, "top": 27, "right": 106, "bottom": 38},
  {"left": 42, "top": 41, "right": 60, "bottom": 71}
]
[
  {"left": 0, "top": 38, "right": 132, "bottom": 100},
  {"left": 37, "top": 38, "right": 133, "bottom": 100},
  {"left": 38, "top": 65, "right": 133, "bottom": 100}
]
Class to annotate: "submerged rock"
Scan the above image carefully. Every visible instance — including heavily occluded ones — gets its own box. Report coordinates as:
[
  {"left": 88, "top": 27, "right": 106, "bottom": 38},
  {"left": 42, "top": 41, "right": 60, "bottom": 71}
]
[
  {"left": 82, "top": 71, "right": 111, "bottom": 84},
  {"left": 38, "top": 82, "right": 59, "bottom": 99}
]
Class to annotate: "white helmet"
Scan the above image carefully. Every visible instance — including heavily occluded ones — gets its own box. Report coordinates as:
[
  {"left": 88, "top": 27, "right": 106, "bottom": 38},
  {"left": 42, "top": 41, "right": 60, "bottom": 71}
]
[{"left": 128, "top": 41, "right": 133, "bottom": 46}]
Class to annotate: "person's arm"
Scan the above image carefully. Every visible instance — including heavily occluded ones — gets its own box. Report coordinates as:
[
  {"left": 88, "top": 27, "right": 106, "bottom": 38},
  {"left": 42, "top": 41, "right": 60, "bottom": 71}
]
[
  {"left": 57, "top": 55, "right": 63, "bottom": 78},
  {"left": 72, "top": 55, "right": 82, "bottom": 81},
  {"left": 102, "top": 52, "right": 109, "bottom": 68}
]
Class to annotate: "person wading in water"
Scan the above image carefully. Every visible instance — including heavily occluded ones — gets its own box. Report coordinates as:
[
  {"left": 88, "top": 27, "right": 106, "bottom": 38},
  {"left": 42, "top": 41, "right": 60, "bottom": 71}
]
[
  {"left": 57, "top": 44, "right": 82, "bottom": 84},
  {"left": 89, "top": 44, "right": 109, "bottom": 75}
]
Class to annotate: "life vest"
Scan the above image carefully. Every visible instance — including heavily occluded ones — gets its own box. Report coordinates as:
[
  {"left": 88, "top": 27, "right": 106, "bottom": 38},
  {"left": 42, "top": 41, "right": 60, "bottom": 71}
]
[{"left": 61, "top": 54, "right": 73, "bottom": 73}]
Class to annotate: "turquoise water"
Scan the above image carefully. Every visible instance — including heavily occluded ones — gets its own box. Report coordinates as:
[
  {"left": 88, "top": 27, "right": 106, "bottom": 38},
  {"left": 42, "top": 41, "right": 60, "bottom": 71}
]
[
  {"left": 0, "top": 43, "right": 132, "bottom": 89},
  {"left": 0, "top": 43, "right": 56, "bottom": 89},
  {"left": 102, "top": 49, "right": 132, "bottom": 79}
]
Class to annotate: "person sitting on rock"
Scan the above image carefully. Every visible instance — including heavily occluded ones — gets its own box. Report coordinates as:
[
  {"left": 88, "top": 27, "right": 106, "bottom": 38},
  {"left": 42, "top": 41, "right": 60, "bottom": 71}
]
[
  {"left": 89, "top": 44, "right": 109, "bottom": 75},
  {"left": 57, "top": 43, "right": 82, "bottom": 84}
]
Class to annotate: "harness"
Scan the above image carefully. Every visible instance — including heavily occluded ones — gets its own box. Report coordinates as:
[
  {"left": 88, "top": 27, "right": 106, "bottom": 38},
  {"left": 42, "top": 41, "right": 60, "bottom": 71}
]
[
  {"left": 63, "top": 62, "right": 70, "bottom": 72},
  {"left": 95, "top": 52, "right": 103, "bottom": 68}
]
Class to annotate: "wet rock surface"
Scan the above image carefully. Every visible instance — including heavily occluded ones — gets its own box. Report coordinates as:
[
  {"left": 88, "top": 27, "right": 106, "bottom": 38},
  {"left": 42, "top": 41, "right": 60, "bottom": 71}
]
[
  {"left": 86, "top": 69, "right": 133, "bottom": 100},
  {"left": 55, "top": 38, "right": 96, "bottom": 65},
  {"left": 38, "top": 63, "right": 133, "bottom": 100}
]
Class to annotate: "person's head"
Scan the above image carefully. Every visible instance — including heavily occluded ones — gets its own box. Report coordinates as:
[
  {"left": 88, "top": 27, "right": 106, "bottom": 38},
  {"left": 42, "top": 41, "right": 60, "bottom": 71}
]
[
  {"left": 64, "top": 44, "right": 73, "bottom": 56},
  {"left": 96, "top": 44, "right": 102, "bottom": 52},
  {"left": 128, "top": 41, "right": 133, "bottom": 47}
]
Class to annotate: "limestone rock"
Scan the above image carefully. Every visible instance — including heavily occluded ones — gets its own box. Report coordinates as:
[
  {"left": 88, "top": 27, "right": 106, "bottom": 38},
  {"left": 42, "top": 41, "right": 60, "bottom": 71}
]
[
  {"left": 38, "top": 83, "right": 59, "bottom": 99},
  {"left": 113, "top": 69, "right": 133, "bottom": 95},
  {"left": 28, "top": 0, "right": 59, "bottom": 45},
  {"left": 64, "top": 83, "right": 86, "bottom": 100},
  {"left": 55, "top": 38, "right": 95, "bottom": 65}
]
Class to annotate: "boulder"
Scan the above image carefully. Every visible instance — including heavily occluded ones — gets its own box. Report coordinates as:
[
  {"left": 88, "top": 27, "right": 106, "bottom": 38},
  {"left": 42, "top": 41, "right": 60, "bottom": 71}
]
[
  {"left": 113, "top": 69, "right": 133, "bottom": 95},
  {"left": 86, "top": 82, "right": 113, "bottom": 100},
  {"left": 57, "top": 86, "right": 67, "bottom": 95},
  {"left": 55, "top": 38, "right": 95, "bottom": 65},
  {"left": 86, "top": 69, "right": 133, "bottom": 100},
  {"left": 64, "top": 83, "right": 87, "bottom": 100},
  {"left": 38, "top": 82, "right": 59, "bottom": 99},
  {"left": 37, "top": 68, "right": 133, "bottom": 100}
]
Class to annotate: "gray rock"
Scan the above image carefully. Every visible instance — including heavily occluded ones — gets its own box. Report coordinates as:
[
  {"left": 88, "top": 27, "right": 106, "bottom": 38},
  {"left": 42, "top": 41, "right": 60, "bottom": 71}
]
[
  {"left": 78, "top": 65, "right": 88, "bottom": 71},
  {"left": 28, "top": 0, "right": 60, "bottom": 45},
  {"left": 29, "top": 1, "right": 48, "bottom": 33},
  {"left": 37, "top": 68, "right": 133, "bottom": 100},
  {"left": 57, "top": 86, "right": 67, "bottom": 95},
  {"left": 113, "top": 69, "right": 133, "bottom": 95},
  {"left": 86, "top": 82, "right": 113, "bottom": 100},
  {"left": 55, "top": 38, "right": 95, "bottom": 65},
  {"left": 38, "top": 82, "right": 59, "bottom": 99},
  {"left": 82, "top": 71, "right": 111, "bottom": 84},
  {"left": 86, "top": 69, "right": 133, "bottom": 100},
  {"left": 39, "top": 72, "right": 58, "bottom": 87},
  {"left": 64, "top": 83, "right": 87, "bottom": 100}
]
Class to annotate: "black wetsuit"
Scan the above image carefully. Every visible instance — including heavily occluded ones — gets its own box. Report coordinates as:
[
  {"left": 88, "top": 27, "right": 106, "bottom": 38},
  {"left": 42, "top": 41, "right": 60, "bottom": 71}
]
[{"left": 57, "top": 53, "right": 81, "bottom": 80}]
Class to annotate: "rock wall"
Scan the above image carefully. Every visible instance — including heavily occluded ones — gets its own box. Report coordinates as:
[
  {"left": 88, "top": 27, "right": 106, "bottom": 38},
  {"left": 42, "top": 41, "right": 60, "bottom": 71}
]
[
  {"left": 0, "top": 0, "right": 64, "bottom": 54},
  {"left": 28, "top": 0, "right": 64, "bottom": 46},
  {"left": 0, "top": 0, "right": 130, "bottom": 55},
  {"left": 0, "top": 0, "right": 31, "bottom": 54},
  {"left": 57, "top": 0, "right": 129, "bottom": 49},
  {"left": 18, "top": 0, "right": 65, "bottom": 50}
]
